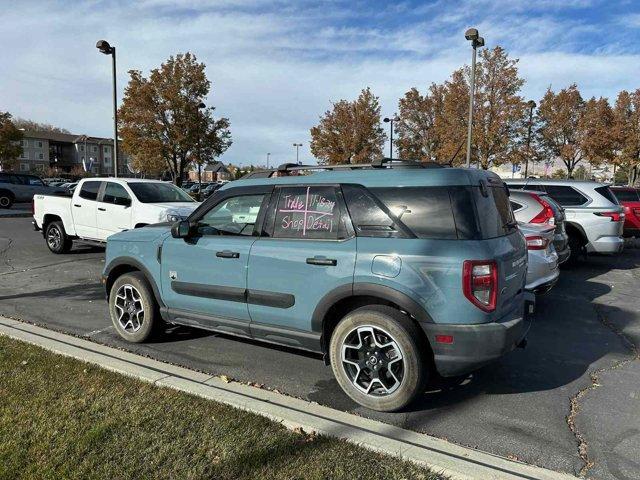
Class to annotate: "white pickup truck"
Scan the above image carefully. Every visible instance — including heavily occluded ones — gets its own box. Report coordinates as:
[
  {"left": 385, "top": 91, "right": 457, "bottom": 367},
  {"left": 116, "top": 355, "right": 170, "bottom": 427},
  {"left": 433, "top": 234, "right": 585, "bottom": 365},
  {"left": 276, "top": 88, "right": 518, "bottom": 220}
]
[{"left": 33, "top": 178, "right": 199, "bottom": 253}]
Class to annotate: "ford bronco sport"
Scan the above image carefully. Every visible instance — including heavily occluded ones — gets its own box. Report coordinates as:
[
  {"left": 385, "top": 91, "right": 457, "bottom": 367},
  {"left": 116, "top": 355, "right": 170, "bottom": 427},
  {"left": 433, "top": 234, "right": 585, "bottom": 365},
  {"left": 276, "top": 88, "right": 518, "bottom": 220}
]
[{"left": 103, "top": 160, "right": 532, "bottom": 411}]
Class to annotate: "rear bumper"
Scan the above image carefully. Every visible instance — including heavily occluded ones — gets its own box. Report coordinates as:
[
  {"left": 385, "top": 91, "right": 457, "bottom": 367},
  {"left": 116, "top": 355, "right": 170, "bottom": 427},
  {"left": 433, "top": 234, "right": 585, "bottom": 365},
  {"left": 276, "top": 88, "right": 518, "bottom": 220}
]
[
  {"left": 421, "top": 292, "right": 534, "bottom": 377},
  {"left": 586, "top": 235, "right": 624, "bottom": 254}
]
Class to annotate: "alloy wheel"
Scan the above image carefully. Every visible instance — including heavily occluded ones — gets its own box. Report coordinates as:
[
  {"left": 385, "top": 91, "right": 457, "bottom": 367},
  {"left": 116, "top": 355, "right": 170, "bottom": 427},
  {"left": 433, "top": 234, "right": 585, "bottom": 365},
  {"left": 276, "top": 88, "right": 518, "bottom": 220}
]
[
  {"left": 114, "top": 284, "right": 145, "bottom": 333},
  {"left": 0, "top": 196, "right": 10, "bottom": 208},
  {"left": 341, "top": 325, "right": 404, "bottom": 396},
  {"left": 46, "top": 226, "right": 61, "bottom": 250}
]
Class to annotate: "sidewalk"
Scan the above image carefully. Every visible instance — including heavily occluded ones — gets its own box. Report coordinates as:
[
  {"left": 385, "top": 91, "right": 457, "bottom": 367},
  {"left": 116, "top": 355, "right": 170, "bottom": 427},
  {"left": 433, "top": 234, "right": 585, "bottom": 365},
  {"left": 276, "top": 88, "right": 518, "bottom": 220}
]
[{"left": 0, "top": 316, "right": 576, "bottom": 480}]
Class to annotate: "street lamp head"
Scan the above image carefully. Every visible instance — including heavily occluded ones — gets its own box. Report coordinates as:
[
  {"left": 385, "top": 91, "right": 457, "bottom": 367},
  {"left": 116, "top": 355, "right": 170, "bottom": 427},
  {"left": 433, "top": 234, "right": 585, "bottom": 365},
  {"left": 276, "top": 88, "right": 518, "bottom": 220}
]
[
  {"left": 197, "top": 102, "right": 206, "bottom": 109},
  {"left": 527, "top": 100, "right": 537, "bottom": 109},
  {"left": 464, "top": 28, "right": 479, "bottom": 41},
  {"left": 476, "top": 36, "right": 485, "bottom": 47},
  {"left": 383, "top": 117, "right": 391, "bottom": 123},
  {"left": 96, "top": 39, "right": 113, "bottom": 55}
]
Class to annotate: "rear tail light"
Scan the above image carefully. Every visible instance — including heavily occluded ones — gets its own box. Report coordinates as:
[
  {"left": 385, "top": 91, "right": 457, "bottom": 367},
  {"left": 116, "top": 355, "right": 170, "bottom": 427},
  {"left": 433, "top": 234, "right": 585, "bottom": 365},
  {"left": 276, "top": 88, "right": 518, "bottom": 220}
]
[
  {"left": 525, "top": 235, "right": 550, "bottom": 250},
  {"left": 529, "top": 194, "right": 555, "bottom": 225},
  {"left": 594, "top": 212, "right": 624, "bottom": 222},
  {"left": 462, "top": 260, "right": 498, "bottom": 312},
  {"left": 633, "top": 208, "right": 640, "bottom": 217}
]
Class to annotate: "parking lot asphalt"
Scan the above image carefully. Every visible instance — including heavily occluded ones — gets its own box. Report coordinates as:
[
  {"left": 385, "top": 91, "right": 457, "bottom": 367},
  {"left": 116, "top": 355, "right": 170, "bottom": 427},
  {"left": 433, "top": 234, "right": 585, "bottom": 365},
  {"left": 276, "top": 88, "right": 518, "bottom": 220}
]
[{"left": 1, "top": 217, "right": 639, "bottom": 479}]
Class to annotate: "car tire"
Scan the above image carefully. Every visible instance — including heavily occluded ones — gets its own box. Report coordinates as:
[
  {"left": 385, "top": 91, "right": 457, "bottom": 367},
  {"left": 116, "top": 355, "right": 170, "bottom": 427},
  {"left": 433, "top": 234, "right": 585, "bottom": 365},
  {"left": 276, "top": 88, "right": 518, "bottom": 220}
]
[
  {"left": 329, "top": 305, "right": 429, "bottom": 412},
  {"left": 0, "top": 190, "right": 13, "bottom": 209},
  {"left": 45, "top": 221, "right": 72, "bottom": 254},
  {"left": 567, "top": 233, "right": 583, "bottom": 264},
  {"left": 109, "top": 272, "right": 160, "bottom": 343}
]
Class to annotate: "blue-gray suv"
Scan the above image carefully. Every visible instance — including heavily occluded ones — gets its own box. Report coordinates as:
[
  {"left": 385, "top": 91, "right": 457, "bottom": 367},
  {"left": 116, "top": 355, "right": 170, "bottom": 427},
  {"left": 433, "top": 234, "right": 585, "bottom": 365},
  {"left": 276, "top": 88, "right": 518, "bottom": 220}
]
[{"left": 102, "top": 161, "right": 532, "bottom": 411}]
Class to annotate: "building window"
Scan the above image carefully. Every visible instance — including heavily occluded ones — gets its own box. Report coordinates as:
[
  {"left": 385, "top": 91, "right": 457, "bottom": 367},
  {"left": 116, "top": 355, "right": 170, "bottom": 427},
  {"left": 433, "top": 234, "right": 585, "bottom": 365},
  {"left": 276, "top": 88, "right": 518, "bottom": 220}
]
[
  {"left": 20, "top": 163, "right": 30, "bottom": 172},
  {"left": 104, "top": 156, "right": 111, "bottom": 165},
  {"left": 36, "top": 141, "right": 43, "bottom": 149},
  {"left": 103, "top": 145, "right": 110, "bottom": 153},
  {"left": 92, "top": 146, "right": 98, "bottom": 153},
  {"left": 35, "top": 164, "right": 45, "bottom": 172},
  {"left": 37, "top": 153, "right": 44, "bottom": 160},
  {"left": 19, "top": 151, "right": 29, "bottom": 160},
  {"left": 21, "top": 139, "right": 28, "bottom": 148},
  {"left": 79, "top": 145, "right": 85, "bottom": 152}
]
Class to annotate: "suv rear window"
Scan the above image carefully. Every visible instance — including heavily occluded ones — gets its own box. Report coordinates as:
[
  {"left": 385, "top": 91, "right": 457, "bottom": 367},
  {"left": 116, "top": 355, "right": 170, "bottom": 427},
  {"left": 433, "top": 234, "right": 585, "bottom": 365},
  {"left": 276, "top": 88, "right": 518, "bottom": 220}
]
[
  {"left": 472, "top": 185, "right": 517, "bottom": 239},
  {"left": 612, "top": 189, "right": 640, "bottom": 202},
  {"left": 542, "top": 185, "right": 589, "bottom": 206},
  {"left": 594, "top": 186, "right": 619, "bottom": 205}
]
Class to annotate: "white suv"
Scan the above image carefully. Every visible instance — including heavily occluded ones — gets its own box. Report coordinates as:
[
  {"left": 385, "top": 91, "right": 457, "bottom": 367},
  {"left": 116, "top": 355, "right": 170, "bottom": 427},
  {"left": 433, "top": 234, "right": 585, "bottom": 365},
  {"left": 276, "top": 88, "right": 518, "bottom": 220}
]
[{"left": 506, "top": 180, "right": 624, "bottom": 259}]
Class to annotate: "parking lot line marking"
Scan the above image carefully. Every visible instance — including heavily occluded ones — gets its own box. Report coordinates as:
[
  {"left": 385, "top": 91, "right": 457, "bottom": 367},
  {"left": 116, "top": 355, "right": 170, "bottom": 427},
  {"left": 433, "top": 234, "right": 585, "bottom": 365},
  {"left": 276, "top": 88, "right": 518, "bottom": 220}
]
[{"left": 0, "top": 316, "right": 577, "bottom": 480}]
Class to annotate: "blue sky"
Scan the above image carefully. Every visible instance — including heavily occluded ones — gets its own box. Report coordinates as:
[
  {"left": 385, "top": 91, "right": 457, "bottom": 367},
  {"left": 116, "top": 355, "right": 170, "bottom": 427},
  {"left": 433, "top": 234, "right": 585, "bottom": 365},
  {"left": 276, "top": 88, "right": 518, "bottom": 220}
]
[{"left": 1, "top": 0, "right": 640, "bottom": 166}]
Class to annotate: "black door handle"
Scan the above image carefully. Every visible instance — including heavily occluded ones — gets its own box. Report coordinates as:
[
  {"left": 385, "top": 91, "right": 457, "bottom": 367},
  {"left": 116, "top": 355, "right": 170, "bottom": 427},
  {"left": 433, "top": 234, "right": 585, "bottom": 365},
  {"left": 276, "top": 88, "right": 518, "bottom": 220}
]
[
  {"left": 216, "top": 250, "right": 240, "bottom": 259},
  {"left": 306, "top": 257, "right": 337, "bottom": 266},
  {"left": 73, "top": 204, "right": 81, "bottom": 208},
  {"left": 98, "top": 207, "right": 106, "bottom": 211}
]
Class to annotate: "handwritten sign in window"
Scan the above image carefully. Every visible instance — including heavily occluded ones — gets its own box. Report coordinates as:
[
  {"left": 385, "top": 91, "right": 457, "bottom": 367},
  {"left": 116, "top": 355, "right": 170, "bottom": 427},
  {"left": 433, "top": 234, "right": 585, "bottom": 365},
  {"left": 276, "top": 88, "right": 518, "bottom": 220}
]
[{"left": 274, "top": 186, "right": 339, "bottom": 239}]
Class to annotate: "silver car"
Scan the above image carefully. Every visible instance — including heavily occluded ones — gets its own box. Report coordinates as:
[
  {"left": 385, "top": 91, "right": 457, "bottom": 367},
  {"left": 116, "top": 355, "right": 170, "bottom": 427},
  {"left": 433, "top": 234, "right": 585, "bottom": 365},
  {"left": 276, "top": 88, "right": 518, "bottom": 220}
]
[
  {"left": 519, "top": 222, "right": 559, "bottom": 293},
  {"left": 506, "top": 179, "right": 624, "bottom": 259},
  {"left": 509, "top": 189, "right": 571, "bottom": 264}
]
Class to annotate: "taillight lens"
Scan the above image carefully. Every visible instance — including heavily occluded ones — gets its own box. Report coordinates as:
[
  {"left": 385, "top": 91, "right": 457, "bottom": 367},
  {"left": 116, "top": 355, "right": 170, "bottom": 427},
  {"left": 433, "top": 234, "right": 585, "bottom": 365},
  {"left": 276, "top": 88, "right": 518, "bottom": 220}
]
[
  {"left": 462, "top": 260, "right": 498, "bottom": 312},
  {"left": 525, "top": 235, "right": 549, "bottom": 250},
  {"left": 529, "top": 194, "right": 555, "bottom": 225},
  {"left": 595, "top": 212, "right": 624, "bottom": 222},
  {"left": 633, "top": 208, "right": 640, "bottom": 217}
]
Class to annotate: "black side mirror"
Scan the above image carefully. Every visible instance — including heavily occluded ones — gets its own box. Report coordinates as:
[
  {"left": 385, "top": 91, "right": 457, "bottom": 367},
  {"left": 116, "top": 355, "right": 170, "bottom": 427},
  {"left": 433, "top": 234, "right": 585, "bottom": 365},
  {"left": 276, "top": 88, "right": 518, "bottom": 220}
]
[{"left": 171, "top": 220, "right": 191, "bottom": 239}]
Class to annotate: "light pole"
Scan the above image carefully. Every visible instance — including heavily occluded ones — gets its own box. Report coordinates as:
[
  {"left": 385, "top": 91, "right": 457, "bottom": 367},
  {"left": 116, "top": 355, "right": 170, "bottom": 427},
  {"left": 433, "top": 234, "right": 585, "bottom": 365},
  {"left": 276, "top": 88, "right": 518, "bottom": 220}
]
[
  {"left": 96, "top": 40, "right": 119, "bottom": 177},
  {"left": 464, "top": 28, "right": 485, "bottom": 169},
  {"left": 293, "top": 143, "right": 302, "bottom": 164},
  {"left": 266, "top": 152, "right": 271, "bottom": 169},
  {"left": 196, "top": 102, "right": 206, "bottom": 199},
  {"left": 383, "top": 116, "right": 396, "bottom": 159},
  {"left": 524, "top": 100, "right": 536, "bottom": 178}
]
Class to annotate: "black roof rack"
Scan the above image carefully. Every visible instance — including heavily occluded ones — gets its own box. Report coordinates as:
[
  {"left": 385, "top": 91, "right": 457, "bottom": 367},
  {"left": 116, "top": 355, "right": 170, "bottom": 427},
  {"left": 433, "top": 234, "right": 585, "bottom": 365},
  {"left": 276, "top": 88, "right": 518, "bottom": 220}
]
[
  {"left": 241, "top": 158, "right": 445, "bottom": 179},
  {"left": 276, "top": 158, "right": 444, "bottom": 172}
]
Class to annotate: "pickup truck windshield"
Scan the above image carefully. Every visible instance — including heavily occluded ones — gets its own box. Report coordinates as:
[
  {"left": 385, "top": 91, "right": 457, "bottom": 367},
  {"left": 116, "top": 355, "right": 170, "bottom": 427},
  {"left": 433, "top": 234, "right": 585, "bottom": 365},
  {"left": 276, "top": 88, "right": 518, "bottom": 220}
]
[{"left": 128, "top": 182, "right": 194, "bottom": 203}]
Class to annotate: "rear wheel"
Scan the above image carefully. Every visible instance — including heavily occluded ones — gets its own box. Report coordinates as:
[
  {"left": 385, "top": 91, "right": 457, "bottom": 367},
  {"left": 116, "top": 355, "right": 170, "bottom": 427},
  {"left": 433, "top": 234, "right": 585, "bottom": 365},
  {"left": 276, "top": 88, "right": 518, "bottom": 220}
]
[
  {"left": 45, "top": 221, "right": 72, "bottom": 254},
  {"left": 329, "top": 305, "right": 429, "bottom": 412},
  {"left": 567, "top": 232, "right": 584, "bottom": 264},
  {"left": 0, "top": 190, "right": 13, "bottom": 208},
  {"left": 109, "top": 272, "right": 159, "bottom": 343}
]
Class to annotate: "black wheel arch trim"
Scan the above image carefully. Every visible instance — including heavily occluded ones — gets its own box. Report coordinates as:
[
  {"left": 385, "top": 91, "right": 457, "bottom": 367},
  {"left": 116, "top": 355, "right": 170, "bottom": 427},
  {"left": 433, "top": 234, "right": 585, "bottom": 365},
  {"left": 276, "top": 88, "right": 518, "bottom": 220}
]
[
  {"left": 103, "top": 257, "right": 166, "bottom": 308},
  {"left": 564, "top": 221, "right": 588, "bottom": 244},
  {"left": 311, "top": 282, "right": 434, "bottom": 334}
]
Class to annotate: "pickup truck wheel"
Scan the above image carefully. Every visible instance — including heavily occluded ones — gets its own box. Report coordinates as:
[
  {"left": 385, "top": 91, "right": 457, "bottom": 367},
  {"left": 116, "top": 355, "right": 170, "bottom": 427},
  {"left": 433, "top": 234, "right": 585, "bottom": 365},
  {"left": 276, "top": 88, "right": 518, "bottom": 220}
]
[
  {"left": 0, "top": 190, "right": 13, "bottom": 208},
  {"left": 109, "top": 272, "right": 158, "bottom": 343},
  {"left": 45, "top": 221, "right": 72, "bottom": 254},
  {"left": 329, "top": 305, "right": 428, "bottom": 412}
]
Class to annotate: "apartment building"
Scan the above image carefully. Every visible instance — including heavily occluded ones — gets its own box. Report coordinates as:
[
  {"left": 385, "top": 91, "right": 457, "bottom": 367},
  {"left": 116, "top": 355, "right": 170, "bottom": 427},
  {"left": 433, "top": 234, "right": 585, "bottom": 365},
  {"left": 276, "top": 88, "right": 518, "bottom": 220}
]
[{"left": 15, "top": 130, "right": 128, "bottom": 176}]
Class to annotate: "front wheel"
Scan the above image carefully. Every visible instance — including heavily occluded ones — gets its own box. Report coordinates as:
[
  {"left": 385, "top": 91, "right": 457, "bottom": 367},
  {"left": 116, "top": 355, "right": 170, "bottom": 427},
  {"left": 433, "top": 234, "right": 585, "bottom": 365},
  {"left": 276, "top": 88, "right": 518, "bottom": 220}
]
[
  {"left": 45, "top": 221, "right": 72, "bottom": 254},
  {"left": 329, "top": 305, "right": 429, "bottom": 412},
  {"left": 0, "top": 190, "right": 13, "bottom": 208},
  {"left": 109, "top": 272, "right": 160, "bottom": 343}
]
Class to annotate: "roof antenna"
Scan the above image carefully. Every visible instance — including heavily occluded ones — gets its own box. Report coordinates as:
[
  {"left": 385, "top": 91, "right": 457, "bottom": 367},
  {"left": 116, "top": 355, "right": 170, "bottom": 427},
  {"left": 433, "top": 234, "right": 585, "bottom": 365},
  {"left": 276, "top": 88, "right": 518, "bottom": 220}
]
[{"left": 447, "top": 140, "right": 466, "bottom": 166}]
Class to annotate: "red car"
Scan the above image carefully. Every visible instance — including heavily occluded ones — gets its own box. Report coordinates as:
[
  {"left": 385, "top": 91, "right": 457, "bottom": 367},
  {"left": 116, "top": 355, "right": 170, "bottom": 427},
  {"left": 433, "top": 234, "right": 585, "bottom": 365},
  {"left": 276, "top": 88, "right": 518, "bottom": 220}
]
[{"left": 610, "top": 187, "right": 640, "bottom": 237}]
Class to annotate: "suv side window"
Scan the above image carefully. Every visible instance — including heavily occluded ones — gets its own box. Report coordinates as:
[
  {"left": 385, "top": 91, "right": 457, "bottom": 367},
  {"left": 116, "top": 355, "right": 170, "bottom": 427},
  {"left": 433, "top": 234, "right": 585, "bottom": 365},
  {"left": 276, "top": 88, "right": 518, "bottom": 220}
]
[
  {"left": 371, "top": 187, "right": 458, "bottom": 239},
  {"left": 79, "top": 181, "right": 101, "bottom": 201},
  {"left": 102, "top": 182, "right": 131, "bottom": 206},
  {"left": 341, "top": 184, "right": 404, "bottom": 238},
  {"left": 199, "top": 194, "right": 265, "bottom": 236},
  {"left": 25, "top": 175, "right": 44, "bottom": 186},
  {"left": 543, "top": 185, "right": 588, "bottom": 206},
  {"left": 272, "top": 186, "right": 342, "bottom": 240},
  {"left": 0, "top": 174, "right": 18, "bottom": 184}
]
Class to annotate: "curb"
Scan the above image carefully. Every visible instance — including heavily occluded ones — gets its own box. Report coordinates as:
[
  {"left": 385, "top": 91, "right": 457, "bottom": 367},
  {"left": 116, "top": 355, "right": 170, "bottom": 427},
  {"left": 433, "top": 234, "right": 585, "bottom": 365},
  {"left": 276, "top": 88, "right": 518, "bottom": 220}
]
[{"left": 0, "top": 316, "right": 577, "bottom": 480}]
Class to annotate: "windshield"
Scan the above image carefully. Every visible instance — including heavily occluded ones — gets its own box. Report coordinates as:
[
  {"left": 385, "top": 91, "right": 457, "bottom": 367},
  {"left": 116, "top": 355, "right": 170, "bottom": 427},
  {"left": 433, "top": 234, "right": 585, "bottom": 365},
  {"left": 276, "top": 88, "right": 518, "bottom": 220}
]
[{"left": 128, "top": 182, "right": 194, "bottom": 203}]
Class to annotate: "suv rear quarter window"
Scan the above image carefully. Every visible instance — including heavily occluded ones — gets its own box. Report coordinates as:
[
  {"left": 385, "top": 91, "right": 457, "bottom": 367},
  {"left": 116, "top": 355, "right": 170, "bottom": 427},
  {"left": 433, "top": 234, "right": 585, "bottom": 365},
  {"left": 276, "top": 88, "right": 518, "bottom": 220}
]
[
  {"left": 542, "top": 185, "right": 589, "bottom": 206},
  {"left": 594, "top": 186, "right": 619, "bottom": 205},
  {"left": 472, "top": 184, "right": 517, "bottom": 238}
]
